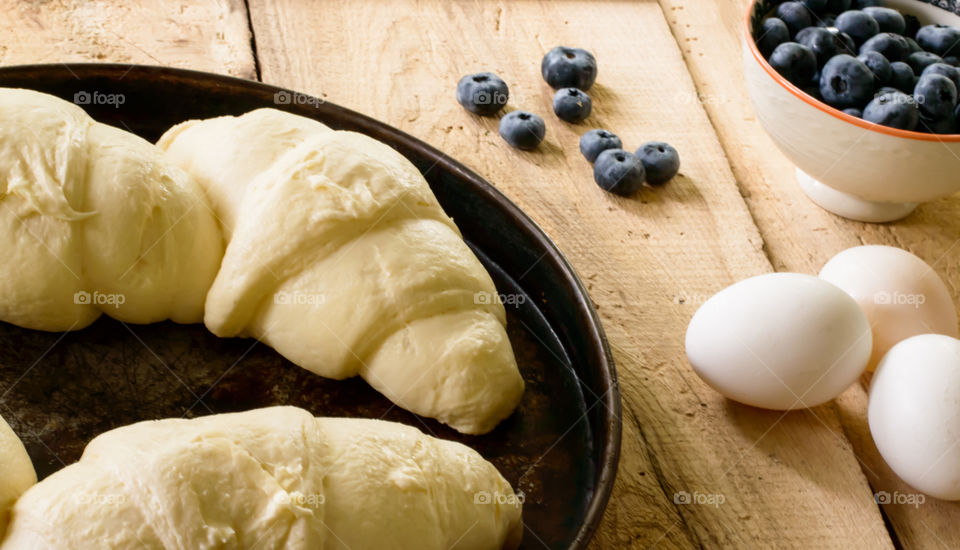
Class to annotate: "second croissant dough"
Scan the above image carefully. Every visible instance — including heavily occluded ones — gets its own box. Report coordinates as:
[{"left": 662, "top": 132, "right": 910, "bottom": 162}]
[{"left": 158, "top": 109, "right": 525, "bottom": 434}]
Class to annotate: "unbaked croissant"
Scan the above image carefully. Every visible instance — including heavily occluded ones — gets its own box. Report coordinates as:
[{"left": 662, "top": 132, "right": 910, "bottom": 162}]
[
  {"left": 0, "top": 415, "right": 35, "bottom": 541},
  {"left": 0, "top": 88, "right": 223, "bottom": 329},
  {"left": 0, "top": 406, "right": 523, "bottom": 550},
  {"left": 158, "top": 109, "right": 525, "bottom": 434}
]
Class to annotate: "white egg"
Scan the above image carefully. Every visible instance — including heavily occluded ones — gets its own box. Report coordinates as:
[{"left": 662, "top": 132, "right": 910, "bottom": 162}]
[
  {"left": 685, "top": 273, "right": 872, "bottom": 410},
  {"left": 819, "top": 245, "right": 958, "bottom": 371},
  {"left": 869, "top": 334, "right": 960, "bottom": 500}
]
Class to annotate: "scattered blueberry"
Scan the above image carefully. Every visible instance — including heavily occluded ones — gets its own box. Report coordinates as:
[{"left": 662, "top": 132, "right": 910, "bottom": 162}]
[
  {"left": 799, "top": 27, "right": 844, "bottom": 66},
  {"left": 836, "top": 10, "right": 880, "bottom": 46},
  {"left": 916, "top": 24, "right": 960, "bottom": 57},
  {"left": 777, "top": 2, "right": 813, "bottom": 36},
  {"left": 593, "top": 149, "right": 646, "bottom": 196},
  {"left": 498, "top": 111, "right": 546, "bottom": 150},
  {"left": 860, "top": 32, "right": 911, "bottom": 62},
  {"left": 758, "top": 18, "right": 792, "bottom": 57},
  {"left": 820, "top": 54, "right": 875, "bottom": 108},
  {"left": 888, "top": 61, "right": 916, "bottom": 92},
  {"left": 863, "top": 91, "right": 919, "bottom": 130},
  {"left": 914, "top": 73, "right": 958, "bottom": 119},
  {"left": 552, "top": 88, "right": 592, "bottom": 122},
  {"left": 456, "top": 72, "right": 509, "bottom": 116},
  {"left": 861, "top": 7, "right": 905, "bottom": 35},
  {"left": 541, "top": 46, "right": 598, "bottom": 90},
  {"left": 769, "top": 42, "right": 818, "bottom": 86},
  {"left": 858, "top": 51, "right": 891, "bottom": 85},
  {"left": 922, "top": 62, "right": 960, "bottom": 90},
  {"left": 636, "top": 142, "right": 680, "bottom": 186},
  {"left": 843, "top": 107, "right": 863, "bottom": 117},
  {"left": 579, "top": 129, "right": 622, "bottom": 163},
  {"left": 908, "top": 51, "right": 943, "bottom": 74}
]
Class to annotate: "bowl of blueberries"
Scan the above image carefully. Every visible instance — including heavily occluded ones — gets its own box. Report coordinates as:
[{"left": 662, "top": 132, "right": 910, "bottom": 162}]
[{"left": 744, "top": 0, "right": 960, "bottom": 222}]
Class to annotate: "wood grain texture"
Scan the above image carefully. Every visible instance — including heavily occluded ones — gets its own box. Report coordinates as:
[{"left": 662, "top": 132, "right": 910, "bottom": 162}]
[
  {"left": 659, "top": 0, "right": 960, "bottom": 547},
  {"left": 0, "top": 0, "right": 256, "bottom": 78},
  {"left": 246, "top": 0, "right": 895, "bottom": 547}
]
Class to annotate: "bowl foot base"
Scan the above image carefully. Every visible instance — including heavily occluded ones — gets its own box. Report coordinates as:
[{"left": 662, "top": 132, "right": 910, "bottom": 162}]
[{"left": 796, "top": 169, "right": 917, "bottom": 223}]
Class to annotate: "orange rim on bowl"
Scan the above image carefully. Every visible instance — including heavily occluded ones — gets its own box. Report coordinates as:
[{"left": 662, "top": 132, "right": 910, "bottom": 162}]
[{"left": 743, "top": 0, "right": 960, "bottom": 142}]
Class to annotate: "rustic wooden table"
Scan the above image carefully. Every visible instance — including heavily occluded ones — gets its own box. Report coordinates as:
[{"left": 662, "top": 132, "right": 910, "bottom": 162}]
[{"left": 3, "top": 0, "right": 958, "bottom": 548}]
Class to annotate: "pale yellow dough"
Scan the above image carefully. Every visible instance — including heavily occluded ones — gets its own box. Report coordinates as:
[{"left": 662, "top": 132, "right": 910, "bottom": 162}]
[
  {"left": 0, "top": 88, "right": 223, "bottom": 329},
  {"left": 158, "top": 109, "right": 524, "bottom": 434},
  {"left": 0, "top": 415, "right": 36, "bottom": 541},
  {"left": 0, "top": 407, "right": 523, "bottom": 550}
]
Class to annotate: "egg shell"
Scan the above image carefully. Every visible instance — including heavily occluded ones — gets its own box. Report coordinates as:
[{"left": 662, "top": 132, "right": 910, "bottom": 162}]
[
  {"left": 819, "top": 245, "right": 958, "bottom": 371},
  {"left": 869, "top": 334, "right": 960, "bottom": 500},
  {"left": 685, "top": 273, "right": 872, "bottom": 410}
]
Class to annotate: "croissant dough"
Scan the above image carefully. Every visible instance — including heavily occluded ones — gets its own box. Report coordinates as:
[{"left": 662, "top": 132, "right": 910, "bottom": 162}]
[
  {"left": 0, "top": 407, "right": 523, "bottom": 550},
  {"left": 158, "top": 110, "right": 525, "bottom": 434},
  {"left": 0, "top": 88, "right": 223, "bottom": 330},
  {"left": 0, "top": 416, "right": 35, "bottom": 541}
]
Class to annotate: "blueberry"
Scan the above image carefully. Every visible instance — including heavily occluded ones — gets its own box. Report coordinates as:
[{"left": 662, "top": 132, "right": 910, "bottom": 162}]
[
  {"left": 908, "top": 51, "right": 943, "bottom": 75},
  {"left": 798, "top": 27, "right": 844, "bottom": 66},
  {"left": 551, "top": 88, "right": 592, "bottom": 123},
  {"left": 828, "top": 28, "right": 858, "bottom": 55},
  {"left": 817, "top": 14, "right": 839, "bottom": 27},
  {"left": 916, "top": 25, "right": 960, "bottom": 57},
  {"left": 860, "top": 32, "right": 911, "bottom": 62},
  {"left": 888, "top": 61, "right": 916, "bottom": 92},
  {"left": 836, "top": 10, "right": 879, "bottom": 46},
  {"left": 914, "top": 73, "right": 958, "bottom": 120},
  {"left": 861, "top": 7, "right": 905, "bottom": 35},
  {"left": 498, "top": 111, "right": 546, "bottom": 150},
  {"left": 802, "top": 0, "right": 829, "bottom": 12},
  {"left": 863, "top": 91, "right": 919, "bottom": 130},
  {"left": 858, "top": 51, "right": 891, "bottom": 85},
  {"left": 820, "top": 54, "right": 875, "bottom": 108},
  {"left": 579, "top": 129, "right": 622, "bottom": 163},
  {"left": 593, "top": 149, "right": 646, "bottom": 196},
  {"left": 541, "top": 46, "right": 598, "bottom": 90},
  {"left": 875, "top": 86, "right": 900, "bottom": 97},
  {"left": 922, "top": 63, "right": 960, "bottom": 91},
  {"left": 825, "top": 0, "right": 853, "bottom": 12},
  {"left": 843, "top": 107, "right": 863, "bottom": 117},
  {"left": 769, "top": 42, "right": 818, "bottom": 86},
  {"left": 636, "top": 142, "right": 680, "bottom": 185},
  {"left": 944, "top": 56, "right": 960, "bottom": 67},
  {"left": 776, "top": 2, "right": 813, "bottom": 36},
  {"left": 854, "top": 0, "right": 884, "bottom": 7},
  {"left": 918, "top": 114, "right": 957, "bottom": 134},
  {"left": 905, "top": 37, "right": 923, "bottom": 54},
  {"left": 758, "top": 18, "right": 791, "bottom": 57},
  {"left": 456, "top": 72, "right": 509, "bottom": 116}
]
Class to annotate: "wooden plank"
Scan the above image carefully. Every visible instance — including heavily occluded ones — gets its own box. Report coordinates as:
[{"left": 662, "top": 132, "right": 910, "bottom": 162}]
[
  {"left": 0, "top": 0, "right": 256, "bottom": 78},
  {"left": 248, "top": 0, "right": 894, "bottom": 547},
  {"left": 659, "top": 0, "right": 960, "bottom": 547}
]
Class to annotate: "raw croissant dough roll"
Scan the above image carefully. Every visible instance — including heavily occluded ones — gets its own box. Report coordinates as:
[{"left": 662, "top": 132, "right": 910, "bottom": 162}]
[
  {"left": 0, "top": 407, "right": 523, "bottom": 550},
  {"left": 158, "top": 110, "right": 524, "bottom": 434},
  {"left": 0, "top": 88, "right": 223, "bottom": 329},
  {"left": 0, "top": 415, "right": 35, "bottom": 541}
]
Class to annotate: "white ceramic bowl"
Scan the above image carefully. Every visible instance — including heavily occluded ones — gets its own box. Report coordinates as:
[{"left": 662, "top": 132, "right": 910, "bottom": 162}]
[{"left": 743, "top": 0, "right": 960, "bottom": 222}]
